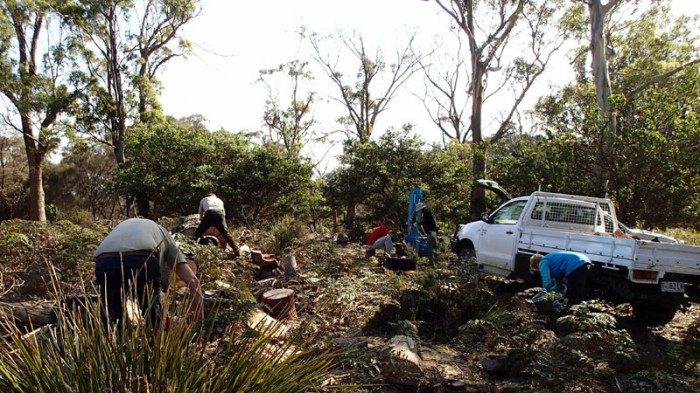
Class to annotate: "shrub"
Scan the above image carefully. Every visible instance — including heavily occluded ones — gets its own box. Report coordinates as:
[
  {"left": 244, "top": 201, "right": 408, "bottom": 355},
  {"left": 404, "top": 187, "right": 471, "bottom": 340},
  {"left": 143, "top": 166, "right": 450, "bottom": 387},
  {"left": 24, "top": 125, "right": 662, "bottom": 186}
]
[{"left": 266, "top": 215, "right": 307, "bottom": 255}]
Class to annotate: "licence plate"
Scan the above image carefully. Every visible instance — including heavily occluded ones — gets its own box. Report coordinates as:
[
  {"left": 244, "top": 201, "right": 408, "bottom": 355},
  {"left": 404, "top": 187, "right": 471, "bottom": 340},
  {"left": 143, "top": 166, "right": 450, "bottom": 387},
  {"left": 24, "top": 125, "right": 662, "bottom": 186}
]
[{"left": 660, "top": 281, "right": 685, "bottom": 293}]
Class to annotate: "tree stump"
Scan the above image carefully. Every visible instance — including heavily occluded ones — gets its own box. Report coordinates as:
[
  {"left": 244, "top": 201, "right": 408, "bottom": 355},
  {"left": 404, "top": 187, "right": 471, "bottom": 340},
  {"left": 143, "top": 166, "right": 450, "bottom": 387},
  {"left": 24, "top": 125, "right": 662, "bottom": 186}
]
[
  {"left": 284, "top": 254, "right": 297, "bottom": 278},
  {"left": 261, "top": 288, "right": 297, "bottom": 319}
]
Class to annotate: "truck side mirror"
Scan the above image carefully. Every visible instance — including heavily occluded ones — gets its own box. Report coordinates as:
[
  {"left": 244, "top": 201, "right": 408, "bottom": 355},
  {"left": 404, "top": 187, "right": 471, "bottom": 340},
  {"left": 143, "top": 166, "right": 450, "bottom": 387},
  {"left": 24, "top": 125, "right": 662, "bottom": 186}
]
[{"left": 480, "top": 211, "right": 490, "bottom": 223}]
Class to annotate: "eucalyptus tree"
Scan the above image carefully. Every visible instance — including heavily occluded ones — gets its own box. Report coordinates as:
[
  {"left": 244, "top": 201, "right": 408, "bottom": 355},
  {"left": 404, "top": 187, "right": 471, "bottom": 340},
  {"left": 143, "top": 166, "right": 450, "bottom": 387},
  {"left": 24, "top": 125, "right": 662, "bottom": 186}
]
[
  {"left": 426, "top": 0, "right": 572, "bottom": 219},
  {"left": 534, "top": 3, "right": 700, "bottom": 226},
  {"left": 66, "top": 0, "right": 200, "bottom": 165},
  {"left": 0, "top": 1, "right": 81, "bottom": 221},
  {"left": 257, "top": 59, "right": 316, "bottom": 158},
  {"left": 562, "top": 0, "right": 700, "bottom": 197},
  {"left": 310, "top": 30, "right": 423, "bottom": 144},
  {"left": 414, "top": 29, "right": 470, "bottom": 145}
]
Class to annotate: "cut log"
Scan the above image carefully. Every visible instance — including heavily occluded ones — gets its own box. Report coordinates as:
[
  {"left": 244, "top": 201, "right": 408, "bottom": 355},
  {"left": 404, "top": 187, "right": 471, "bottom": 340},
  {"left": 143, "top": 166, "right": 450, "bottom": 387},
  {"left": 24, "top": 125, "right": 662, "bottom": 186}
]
[
  {"left": 1, "top": 295, "right": 100, "bottom": 332},
  {"left": 261, "top": 288, "right": 297, "bottom": 319},
  {"left": 0, "top": 301, "right": 57, "bottom": 331}
]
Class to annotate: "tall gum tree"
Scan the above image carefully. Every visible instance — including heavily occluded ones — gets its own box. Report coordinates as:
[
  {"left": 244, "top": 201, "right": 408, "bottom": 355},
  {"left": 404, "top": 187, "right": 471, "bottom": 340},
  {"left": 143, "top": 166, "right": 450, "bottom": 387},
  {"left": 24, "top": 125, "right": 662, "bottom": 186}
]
[
  {"left": 574, "top": 0, "right": 700, "bottom": 196},
  {"left": 428, "top": 0, "right": 571, "bottom": 219},
  {"left": 311, "top": 30, "right": 423, "bottom": 144},
  {"left": 311, "top": 30, "right": 423, "bottom": 222},
  {"left": 67, "top": 0, "right": 199, "bottom": 164},
  {"left": 0, "top": 1, "right": 79, "bottom": 221},
  {"left": 257, "top": 59, "right": 317, "bottom": 159},
  {"left": 579, "top": 0, "right": 620, "bottom": 196},
  {"left": 64, "top": 0, "right": 199, "bottom": 216}
]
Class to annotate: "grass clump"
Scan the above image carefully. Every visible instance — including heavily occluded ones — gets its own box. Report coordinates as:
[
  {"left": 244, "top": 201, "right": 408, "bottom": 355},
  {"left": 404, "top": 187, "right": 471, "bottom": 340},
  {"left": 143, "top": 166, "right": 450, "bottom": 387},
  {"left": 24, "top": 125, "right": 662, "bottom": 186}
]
[{"left": 0, "top": 286, "right": 344, "bottom": 393}]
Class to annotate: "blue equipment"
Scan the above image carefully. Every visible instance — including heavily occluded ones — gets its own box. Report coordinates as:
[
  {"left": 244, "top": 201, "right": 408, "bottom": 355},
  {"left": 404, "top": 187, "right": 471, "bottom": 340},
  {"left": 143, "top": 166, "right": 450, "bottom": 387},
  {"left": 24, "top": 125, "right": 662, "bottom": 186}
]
[{"left": 404, "top": 187, "right": 427, "bottom": 255}]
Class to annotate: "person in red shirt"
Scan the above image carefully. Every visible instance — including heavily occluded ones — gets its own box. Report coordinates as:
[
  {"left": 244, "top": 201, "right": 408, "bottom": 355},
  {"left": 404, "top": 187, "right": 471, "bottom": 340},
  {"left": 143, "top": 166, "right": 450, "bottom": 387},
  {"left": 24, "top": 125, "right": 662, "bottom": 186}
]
[{"left": 366, "top": 219, "right": 395, "bottom": 258}]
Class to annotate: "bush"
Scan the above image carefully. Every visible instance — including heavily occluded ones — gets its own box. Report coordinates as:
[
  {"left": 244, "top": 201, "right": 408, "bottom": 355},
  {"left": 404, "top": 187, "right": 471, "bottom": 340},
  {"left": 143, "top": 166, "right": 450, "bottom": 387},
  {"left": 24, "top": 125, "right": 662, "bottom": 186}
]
[
  {"left": 58, "top": 209, "right": 95, "bottom": 227},
  {"left": 266, "top": 215, "right": 307, "bottom": 255}
]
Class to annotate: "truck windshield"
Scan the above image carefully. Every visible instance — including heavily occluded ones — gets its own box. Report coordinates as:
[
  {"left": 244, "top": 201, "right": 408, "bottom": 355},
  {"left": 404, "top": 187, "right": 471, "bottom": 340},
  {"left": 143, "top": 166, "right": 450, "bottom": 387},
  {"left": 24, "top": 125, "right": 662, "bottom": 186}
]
[{"left": 491, "top": 200, "right": 527, "bottom": 224}]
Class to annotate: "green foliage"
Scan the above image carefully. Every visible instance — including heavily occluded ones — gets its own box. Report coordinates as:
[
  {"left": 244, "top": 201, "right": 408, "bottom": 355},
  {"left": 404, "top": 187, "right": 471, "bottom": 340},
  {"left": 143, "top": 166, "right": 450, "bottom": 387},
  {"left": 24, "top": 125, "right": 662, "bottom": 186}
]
[
  {"left": 219, "top": 144, "right": 315, "bottom": 224},
  {"left": 265, "top": 215, "right": 307, "bottom": 255},
  {"left": 620, "top": 370, "right": 694, "bottom": 393},
  {"left": 64, "top": 0, "right": 200, "bottom": 164},
  {"left": 258, "top": 59, "right": 316, "bottom": 157},
  {"left": 112, "top": 123, "right": 315, "bottom": 223},
  {"left": 114, "top": 122, "right": 218, "bottom": 216},
  {"left": 0, "top": 219, "right": 107, "bottom": 301},
  {"left": 324, "top": 128, "right": 471, "bottom": 233},
  {"left": 45, "top": 204, "right": 59, "bottom": 222},
  {"left": 530, "top": 3, "right": 700, "bottom": 227},
  {"left": 530, "top": 301, "right": 639, "bottom": 390},
  {"left": 0, "top": 135, "right": 29, "bottom": 220},
  {"left": 46, "top": 139, "right": 117, "bottom": 221},
  {"left": 406, "top": 258, "right": 494, "bottom": 339},
  {"left": 57, "top": 209, "right": 95, "bottom": 227}
]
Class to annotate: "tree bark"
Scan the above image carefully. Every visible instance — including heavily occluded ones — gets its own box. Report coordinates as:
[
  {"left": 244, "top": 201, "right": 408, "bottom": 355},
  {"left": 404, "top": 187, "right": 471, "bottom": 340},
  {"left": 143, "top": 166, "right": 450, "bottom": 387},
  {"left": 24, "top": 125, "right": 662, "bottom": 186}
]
[
  {"left": 589, "top": 0, "right": 622, "bottom": 196},
  {"left": 0, "top": 301, "right": 58, "bottom": 332},
  {"left": 21, "top": 117, "right": 46, "bottom": 221},
  {"left": 469, "top": 62, "right": 487, "bottom": 220}
]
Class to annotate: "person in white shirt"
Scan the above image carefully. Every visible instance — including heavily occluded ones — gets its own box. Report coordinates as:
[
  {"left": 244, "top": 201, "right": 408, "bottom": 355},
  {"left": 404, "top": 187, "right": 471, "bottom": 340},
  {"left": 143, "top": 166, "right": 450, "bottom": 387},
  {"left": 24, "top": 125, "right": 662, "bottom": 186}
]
[
  {"left": 194, "top": 192, "right": 239, "bottom": 254},
  {"left": 94, "top": 218, "right": 204, "bottom": 326}
]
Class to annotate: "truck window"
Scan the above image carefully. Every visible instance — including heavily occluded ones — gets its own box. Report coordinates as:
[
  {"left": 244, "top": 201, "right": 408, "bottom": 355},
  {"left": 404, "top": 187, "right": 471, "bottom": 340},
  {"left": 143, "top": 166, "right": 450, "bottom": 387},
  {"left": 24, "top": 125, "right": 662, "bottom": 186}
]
[{"left": 491, "top": 200, "right": 527, "bottom": 224}]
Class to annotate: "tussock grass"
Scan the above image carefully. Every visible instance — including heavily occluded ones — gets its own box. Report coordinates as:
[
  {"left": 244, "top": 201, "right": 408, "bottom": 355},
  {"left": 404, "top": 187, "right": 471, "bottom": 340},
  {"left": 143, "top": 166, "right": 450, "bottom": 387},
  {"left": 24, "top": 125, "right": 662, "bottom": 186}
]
[{"left": 0, "top": 277, "right": 346, "bottom": 393}]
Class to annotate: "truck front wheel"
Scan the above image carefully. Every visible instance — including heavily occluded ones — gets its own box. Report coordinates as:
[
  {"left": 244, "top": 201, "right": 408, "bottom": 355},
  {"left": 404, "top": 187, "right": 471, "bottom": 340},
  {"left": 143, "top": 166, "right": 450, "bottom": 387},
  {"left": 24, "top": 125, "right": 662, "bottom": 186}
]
[{"left": 457, "top": 241, "right": 476, "bottom": 260}]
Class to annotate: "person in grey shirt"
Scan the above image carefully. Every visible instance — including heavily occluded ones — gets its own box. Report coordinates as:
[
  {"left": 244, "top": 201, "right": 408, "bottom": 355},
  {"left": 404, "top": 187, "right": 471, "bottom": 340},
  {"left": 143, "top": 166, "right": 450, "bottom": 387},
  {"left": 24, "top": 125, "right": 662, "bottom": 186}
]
[
  {"left": 94, "top": 218, "right": 204, "bottom": 326},
  {"left": 194, "top": 192, "right": 239, "bottom": 254}
]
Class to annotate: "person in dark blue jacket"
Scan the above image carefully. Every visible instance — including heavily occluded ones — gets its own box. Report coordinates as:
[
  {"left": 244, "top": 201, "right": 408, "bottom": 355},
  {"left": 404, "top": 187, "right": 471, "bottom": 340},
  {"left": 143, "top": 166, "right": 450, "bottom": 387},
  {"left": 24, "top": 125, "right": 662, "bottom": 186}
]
[{"left": 530, "top": 251, "right": 592, "bottom": 305}]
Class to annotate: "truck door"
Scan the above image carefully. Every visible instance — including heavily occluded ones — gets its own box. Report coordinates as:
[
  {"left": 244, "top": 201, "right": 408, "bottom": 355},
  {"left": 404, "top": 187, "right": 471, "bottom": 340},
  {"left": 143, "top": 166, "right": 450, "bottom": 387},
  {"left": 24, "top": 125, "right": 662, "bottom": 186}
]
[{"left": 478, "top": 200, "right": 527, "bottom": 270}]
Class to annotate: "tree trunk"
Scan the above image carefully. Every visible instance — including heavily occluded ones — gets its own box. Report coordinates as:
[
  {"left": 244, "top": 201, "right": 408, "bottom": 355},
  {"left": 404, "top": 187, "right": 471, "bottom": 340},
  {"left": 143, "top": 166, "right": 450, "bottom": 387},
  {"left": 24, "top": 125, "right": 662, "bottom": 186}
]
[
  {"left": 345, "top": 201, "right": 357, "bottom": 224},
  {"left": 21, "top": 117, "right": 46, "bottom": 222},
  {"left": 589, "top": 0, "right": 617, "bottom": 197},
  {"left": 469, "top": 62, "right": 487, "bottom": 220},
  {"left": 469, "top": 144, "right": 487, "bottom": 220},
  {"left": 0, "top": 301, "right": 57, "bottom": 332},
  {"left": 135, "top": 192, "right": 151, "bottom": 219}
]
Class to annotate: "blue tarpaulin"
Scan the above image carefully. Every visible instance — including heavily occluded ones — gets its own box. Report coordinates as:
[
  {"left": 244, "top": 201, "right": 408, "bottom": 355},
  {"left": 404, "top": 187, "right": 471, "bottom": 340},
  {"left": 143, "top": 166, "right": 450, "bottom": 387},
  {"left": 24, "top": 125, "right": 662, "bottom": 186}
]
[{"left": 404, "top": 187, "right": 424, "bottom": 252}]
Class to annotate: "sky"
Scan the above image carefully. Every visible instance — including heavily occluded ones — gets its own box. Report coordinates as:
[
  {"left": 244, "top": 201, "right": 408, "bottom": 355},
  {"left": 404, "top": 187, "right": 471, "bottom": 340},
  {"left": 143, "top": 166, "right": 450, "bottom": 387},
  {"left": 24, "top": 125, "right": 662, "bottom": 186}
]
[{"left": 158, "top": 0, "right": 700, "bottom": 173}]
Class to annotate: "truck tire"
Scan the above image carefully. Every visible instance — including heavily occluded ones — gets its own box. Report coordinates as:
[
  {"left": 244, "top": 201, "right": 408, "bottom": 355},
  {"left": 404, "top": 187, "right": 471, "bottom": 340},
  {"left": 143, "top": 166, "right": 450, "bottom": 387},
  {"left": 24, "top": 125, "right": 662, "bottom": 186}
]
[
  {"left": 631, "top": 301, "right": 679, "bottom": 326},
  {"left": 458, "top": 244, "right": 476, "bottom": 260}
]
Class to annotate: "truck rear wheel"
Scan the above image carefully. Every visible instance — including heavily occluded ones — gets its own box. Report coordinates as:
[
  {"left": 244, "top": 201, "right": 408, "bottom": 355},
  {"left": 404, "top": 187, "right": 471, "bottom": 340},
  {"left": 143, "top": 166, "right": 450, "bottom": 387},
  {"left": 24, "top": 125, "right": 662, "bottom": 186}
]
[{"left": 631, "top": 301, "right": 679, "bottom": 325}]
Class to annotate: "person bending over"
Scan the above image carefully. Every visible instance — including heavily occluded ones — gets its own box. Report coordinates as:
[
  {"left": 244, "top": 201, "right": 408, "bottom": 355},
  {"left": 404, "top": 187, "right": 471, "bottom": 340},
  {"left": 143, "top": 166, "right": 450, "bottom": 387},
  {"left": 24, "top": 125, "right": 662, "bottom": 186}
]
[
  {"left": 530, "top": 251, "right": 591, "bottom": 305},
  {"left": 194, "top": 192, "right": 239, "bottom": 255},
  {"left": 94, "top": 218, "right": 204, "bottom": 326}
]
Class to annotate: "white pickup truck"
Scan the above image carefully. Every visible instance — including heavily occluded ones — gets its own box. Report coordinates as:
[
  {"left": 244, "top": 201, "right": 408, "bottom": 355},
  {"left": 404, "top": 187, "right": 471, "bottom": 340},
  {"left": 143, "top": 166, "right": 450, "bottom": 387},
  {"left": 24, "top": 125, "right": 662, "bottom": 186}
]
[{"left": 452, "top": 181, "right": 700, "bottom": 322}]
